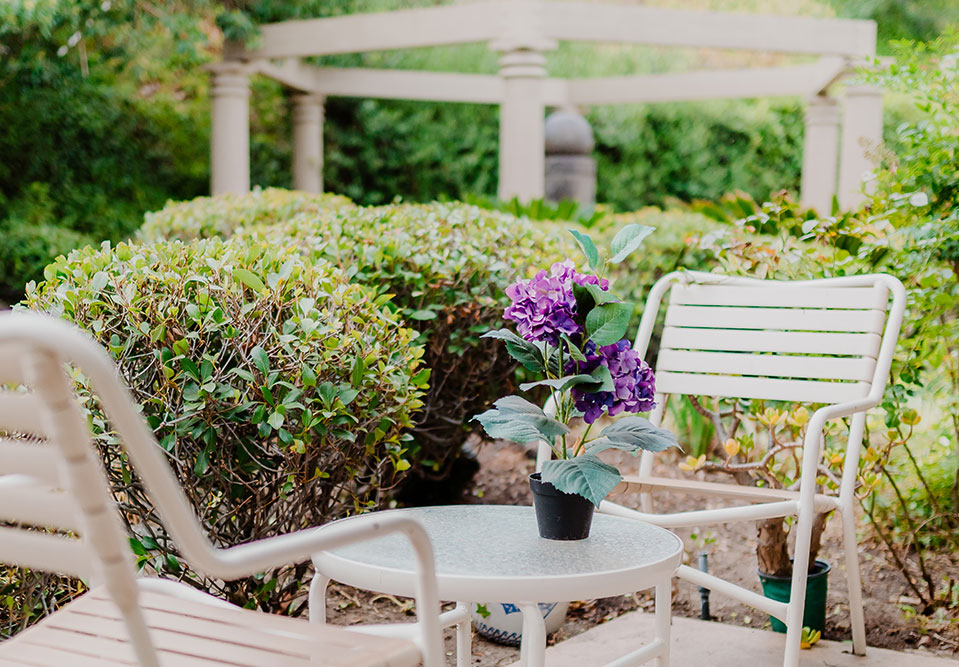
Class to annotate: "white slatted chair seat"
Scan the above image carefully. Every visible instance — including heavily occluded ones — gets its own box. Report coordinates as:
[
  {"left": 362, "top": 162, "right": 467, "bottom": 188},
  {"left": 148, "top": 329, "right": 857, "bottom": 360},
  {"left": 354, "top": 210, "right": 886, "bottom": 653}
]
[
  {"left": 0, "top": 313, "right": 445, "bottom": 667},
  {"left": 0, "top": 585, "right": 419, "bottom": 667},
  {"left": 536, "top": 270, "right": 906, "bottom": 667}
]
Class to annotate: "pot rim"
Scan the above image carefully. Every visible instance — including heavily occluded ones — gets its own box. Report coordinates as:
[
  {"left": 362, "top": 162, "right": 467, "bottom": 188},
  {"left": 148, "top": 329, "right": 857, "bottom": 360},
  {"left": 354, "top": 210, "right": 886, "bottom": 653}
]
[{"left": 757, "top": 559, "right": 831, "bottom": 582}]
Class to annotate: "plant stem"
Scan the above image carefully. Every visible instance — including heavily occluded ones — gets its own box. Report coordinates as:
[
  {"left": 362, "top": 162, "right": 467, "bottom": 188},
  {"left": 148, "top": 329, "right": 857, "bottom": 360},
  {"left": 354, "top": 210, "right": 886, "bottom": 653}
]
[
  {"left": 574, "top": 422, "right": 594, "bottom": 457},
  {"left": 880, "top": 465, "right": 937, "bottom": 601},
  {"left": 862, "top": 493, "right": 929, "bottom": 604}
]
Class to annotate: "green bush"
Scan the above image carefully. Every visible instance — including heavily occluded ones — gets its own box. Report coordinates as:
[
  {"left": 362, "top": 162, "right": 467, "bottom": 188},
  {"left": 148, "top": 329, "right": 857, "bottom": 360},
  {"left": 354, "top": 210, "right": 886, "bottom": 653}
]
[
  {"left": 138, "top": 188, "right": 354, "bottom": 243},
  {"left": 230, "top": 202, "right": 577, "bottom": 478},
  {"left": 142, "top": 196, "right": 575, "bottom": 478},
  {"left": 0, "top": 221, "right": 94, "bottom": 304},
  {"left": 22, "top": 237, "right": 427, "bottom": 613}
]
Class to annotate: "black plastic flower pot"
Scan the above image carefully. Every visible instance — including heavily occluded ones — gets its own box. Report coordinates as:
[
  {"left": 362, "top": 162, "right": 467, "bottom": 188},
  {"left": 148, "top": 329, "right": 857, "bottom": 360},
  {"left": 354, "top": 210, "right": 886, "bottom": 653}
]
[
  {"left": 758, "top": 560, "right": 831, "bottom": 633},
  {"left": 529, "top": 472, "right": 595, "bottom": 540}
]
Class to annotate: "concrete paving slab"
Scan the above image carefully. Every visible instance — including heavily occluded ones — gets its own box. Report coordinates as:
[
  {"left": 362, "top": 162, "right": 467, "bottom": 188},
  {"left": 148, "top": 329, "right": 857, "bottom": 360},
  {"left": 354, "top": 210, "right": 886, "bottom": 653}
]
[{"left": 508, "top": 610, "right": 956, "bottom": 666}]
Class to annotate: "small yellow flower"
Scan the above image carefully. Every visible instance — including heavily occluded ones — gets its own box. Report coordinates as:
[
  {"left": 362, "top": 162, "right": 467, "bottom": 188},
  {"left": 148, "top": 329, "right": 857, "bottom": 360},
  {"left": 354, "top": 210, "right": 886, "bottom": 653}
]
[
  {"left": 787, "top": 407, "right": 810, "bottom": 427},
  {"left": 757, "top": 408, "right": 786, "bottom": 427},
  {"left": 723, "top": 438, "right": 741, "bottom": 457},
  {"left": 678, "top": 454, "right": 706, "bottom": 472}
]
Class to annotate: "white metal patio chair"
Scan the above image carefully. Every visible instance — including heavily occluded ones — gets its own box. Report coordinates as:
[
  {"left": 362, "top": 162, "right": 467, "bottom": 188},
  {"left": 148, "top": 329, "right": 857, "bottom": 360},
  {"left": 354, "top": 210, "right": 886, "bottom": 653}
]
[
  {"left": 0, "top": 312, "right": 445, "bottom": 667},
  {"left": 537, "top": 270, "right": 906, "bottom": 667}
]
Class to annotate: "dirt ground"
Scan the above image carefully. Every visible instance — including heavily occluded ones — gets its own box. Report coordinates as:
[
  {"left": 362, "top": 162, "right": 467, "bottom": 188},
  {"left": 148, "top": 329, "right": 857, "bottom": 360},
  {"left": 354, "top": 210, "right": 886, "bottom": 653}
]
[{"left": 323, "top": 437, "right": 959, "bottom": 665}]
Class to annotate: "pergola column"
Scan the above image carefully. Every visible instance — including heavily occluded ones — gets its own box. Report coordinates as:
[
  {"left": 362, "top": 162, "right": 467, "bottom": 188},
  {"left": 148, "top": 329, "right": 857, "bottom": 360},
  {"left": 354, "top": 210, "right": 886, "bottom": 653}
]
[
  {"left": 210, "top": 63, "right": 251, "bottom": 195},
  {"left": 497, "top": 49, "right": 548, "bottom": 202},
  {"left": 800, "top": 95, "right": 840, "bottom": 213},
  {"left": 292, "top": 94, "right": 325, "bottom": 193},
  {"left": 838, "top": 84, "right": 883, "bottom": 210}
]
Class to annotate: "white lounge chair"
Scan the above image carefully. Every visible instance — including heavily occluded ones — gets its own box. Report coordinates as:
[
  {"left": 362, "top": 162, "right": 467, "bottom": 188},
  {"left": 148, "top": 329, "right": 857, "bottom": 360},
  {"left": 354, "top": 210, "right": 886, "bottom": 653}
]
[
  {"left": 537, "top": 270, "right": 906, "bottom": 667},
  {"left": 0, "top": 312, "right": 445, "bottom": 667}
]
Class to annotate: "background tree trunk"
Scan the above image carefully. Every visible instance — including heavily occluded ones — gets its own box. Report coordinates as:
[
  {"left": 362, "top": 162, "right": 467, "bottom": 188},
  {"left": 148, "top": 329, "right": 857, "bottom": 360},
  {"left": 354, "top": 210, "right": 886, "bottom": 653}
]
[
  {"left": 757, "top": 511, "right": 830, "bottom": 577},
  {"left": 757, "top": 518, "right": 791, "bottom": 576}
]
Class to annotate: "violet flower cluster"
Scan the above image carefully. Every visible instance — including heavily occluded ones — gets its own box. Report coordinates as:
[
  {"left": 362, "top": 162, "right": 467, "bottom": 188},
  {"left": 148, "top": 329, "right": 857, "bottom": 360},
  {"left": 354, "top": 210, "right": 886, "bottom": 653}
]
[
  {"left": 567, "top": 340, "right": 656, "bottom": 424},
  {"left": 504, "top": 260, "right": 609, "bottom": 344},
  {"left": 503, "top": 259, "right": 655, "bottom": 424}
]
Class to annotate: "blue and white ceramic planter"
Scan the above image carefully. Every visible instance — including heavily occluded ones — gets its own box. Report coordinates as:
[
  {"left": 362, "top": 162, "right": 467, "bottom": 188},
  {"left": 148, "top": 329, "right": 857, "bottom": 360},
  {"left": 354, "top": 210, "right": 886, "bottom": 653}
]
[{"left": 470, "top": 601, "right": 569, "bottom": 646}]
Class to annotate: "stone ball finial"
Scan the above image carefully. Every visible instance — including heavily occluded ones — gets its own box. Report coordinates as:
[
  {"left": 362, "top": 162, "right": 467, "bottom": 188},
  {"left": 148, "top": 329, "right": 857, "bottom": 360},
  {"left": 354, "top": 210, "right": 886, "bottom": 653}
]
[{"left": 545, "top": 110, "right": 594, "bottom": 155}]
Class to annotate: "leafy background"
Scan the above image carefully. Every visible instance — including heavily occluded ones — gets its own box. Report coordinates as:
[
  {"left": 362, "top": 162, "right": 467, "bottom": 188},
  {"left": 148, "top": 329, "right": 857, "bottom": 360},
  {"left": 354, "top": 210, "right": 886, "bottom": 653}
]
[{"left": 3, "top": 0, "right": 958, "bottom": 301}]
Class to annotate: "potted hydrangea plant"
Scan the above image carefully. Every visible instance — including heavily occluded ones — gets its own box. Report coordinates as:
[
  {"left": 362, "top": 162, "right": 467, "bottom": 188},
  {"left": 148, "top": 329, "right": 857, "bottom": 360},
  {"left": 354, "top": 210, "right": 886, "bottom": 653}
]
[{"left": 474, "top": 226, "right": 680, "bottom": 540}]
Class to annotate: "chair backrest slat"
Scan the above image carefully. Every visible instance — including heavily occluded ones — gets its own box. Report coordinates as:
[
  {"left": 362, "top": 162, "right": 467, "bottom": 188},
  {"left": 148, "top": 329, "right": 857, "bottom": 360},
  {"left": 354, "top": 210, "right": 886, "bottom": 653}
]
[
  {"left": 657, "top": 350, "right": 877, "bottom": 382},
  {"left": 664, "top": 304, "right": 887, "bottom": 334},
  {"left": 660, "top": 327, "right": 882, "bottom": 358},
  {"left": 656, "top": 371, "right": 870, "bottom": 404},
  {"left": 0, "top": 392, "right": 49, "bottom": 439},
  {"left": 0, "top": 440, "right": 63, "bottom": 486},
  {"left": 0, "top": 343, "right": 27, "bottom": 385},
  {"left": 0, "top": 480, "right": 80, "bottom": 533},
  {"left": 0, "top": 526, "right": 92, "bottom": 578},
  {"left": 670, "top": 283, "right": 889, "bottom": 310}
]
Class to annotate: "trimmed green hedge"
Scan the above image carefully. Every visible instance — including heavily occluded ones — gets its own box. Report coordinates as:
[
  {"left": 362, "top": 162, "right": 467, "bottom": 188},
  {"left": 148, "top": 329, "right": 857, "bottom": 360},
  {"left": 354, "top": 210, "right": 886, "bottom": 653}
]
[
  {"left": 23, "top": 237, "right": 426, "bottom": 612},
  {"left": 141, "top": 196, "right": 575, "bottom": 478},
  {"left": 138, "top": 188, "right": 353, "bottom": 243}
]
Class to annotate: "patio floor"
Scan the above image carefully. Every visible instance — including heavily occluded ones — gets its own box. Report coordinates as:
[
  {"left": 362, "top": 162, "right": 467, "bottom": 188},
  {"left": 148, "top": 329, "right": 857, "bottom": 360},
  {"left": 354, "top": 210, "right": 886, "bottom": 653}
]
[{"left": 507, "top": 609, "right": 957, "bottom": 666}]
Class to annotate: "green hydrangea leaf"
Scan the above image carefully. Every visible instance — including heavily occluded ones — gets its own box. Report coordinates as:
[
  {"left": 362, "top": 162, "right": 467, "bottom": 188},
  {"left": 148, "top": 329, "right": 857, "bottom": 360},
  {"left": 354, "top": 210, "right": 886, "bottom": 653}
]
[
  {"left": 482, "top": 328, "right": 545, "bottom": 373},
  {"left": 540, "top": 453, "right": 621, "bottom": 506},
  {"left": 473, "top": 395, "right": 569, "bottom": 444},
  {"left": 586, "top": 302, "right": 632, "bottom": 346},
  {"left": 569, "top": 229, "right": 599, "bottom": 269},
  {"left": 609, "top": 224, "right": 655, "bottom": 264},
  {"left": 587, "top": 417, "right": 681, "bottom": 456}
]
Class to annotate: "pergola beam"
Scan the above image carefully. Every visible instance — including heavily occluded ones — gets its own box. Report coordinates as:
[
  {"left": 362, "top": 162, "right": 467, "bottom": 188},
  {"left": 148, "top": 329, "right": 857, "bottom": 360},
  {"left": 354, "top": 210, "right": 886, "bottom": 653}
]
[
  {"left": 253, "top": 60, "right": 849, "bottom": 107},
  {"left": 243, "top": 2, "right": 504, "bottom": 60},
  {"left": 567, "top": 58, "right": 848, "bottom": 106},
  {"left": 242, "top": 1, "right": 875, "bottom": 61},
  {"left": 544, "top": 3, "right": 876, "bottom": 57},
  {"left": 313, "top": 68, "right": 504, "bottom": 105},
  {"left": 253, "top": 61, "right": 570, "bottom": 106}
]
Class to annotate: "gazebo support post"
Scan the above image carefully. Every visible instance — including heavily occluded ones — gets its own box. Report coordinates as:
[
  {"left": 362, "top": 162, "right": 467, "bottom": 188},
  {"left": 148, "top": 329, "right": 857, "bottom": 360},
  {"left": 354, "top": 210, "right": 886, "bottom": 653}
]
[
  {"left": 800, "top": 94, "right": 840, "bottom": 214},
  {"left": 497, "top": 49, "right": 548, "bottom": 203},
  {"left": 292, "top": 93, "right": 325, "bottom": 193},
  {"left": 838, "top": 84, "right": 883, "bottom": 210},
  {"left": 210, "top": 62, "right": 251, "bottom": 195}
]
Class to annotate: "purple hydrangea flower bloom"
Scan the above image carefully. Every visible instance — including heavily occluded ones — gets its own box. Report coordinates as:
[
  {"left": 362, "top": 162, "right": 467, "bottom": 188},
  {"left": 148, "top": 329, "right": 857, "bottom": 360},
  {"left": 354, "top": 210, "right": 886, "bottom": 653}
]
[
  {"left": 504, "top": 260, "right": 609, "bottom": 344},
  {"left": 568, "top": 339, "right": 656, "bottom": 424}
]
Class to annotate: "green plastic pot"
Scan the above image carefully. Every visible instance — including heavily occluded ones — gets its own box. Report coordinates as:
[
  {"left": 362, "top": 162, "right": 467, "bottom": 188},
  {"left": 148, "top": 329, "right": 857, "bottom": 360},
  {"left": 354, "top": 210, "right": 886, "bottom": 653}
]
[{"left": 758, "top": 560, "right": 830, "bottom": 633}]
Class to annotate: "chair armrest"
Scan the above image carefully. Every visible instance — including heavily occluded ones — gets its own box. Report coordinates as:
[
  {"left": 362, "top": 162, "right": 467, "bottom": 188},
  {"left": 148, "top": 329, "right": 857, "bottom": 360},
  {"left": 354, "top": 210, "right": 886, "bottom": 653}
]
[{"left": 215, "top": 514, "right": 445, "bottom": 666}]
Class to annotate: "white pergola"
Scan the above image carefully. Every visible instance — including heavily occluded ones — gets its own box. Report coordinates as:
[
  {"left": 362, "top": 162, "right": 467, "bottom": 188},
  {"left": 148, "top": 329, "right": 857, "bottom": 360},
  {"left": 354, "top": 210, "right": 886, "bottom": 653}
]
[{"left": 210, "top": 0, "right": 881, "bottom": 211}]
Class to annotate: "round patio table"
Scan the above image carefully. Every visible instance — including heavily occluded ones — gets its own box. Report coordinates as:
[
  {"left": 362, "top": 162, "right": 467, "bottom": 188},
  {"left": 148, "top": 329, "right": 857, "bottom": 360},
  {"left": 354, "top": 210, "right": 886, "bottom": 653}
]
[{"left": 311, "top": 505, "right": 684, "bottom": 667}]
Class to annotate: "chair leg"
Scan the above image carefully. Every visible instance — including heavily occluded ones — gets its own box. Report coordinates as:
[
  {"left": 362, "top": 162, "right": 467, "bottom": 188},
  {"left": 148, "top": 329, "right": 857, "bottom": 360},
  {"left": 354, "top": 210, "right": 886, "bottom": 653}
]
[
  {"left": 841, "top": 504, "right": 867, "bottom": 655},
  {"left": 782, "top": 514, "right": 814, "bottom": 667},
  {"left": 454, "top": 603, "right": 472, "bottom": 667},
  {"left": 654, "top": 581, "right": 671, "bottom": 667},
  {"left": 309, "top": 573, "right": 331, "bottom": 624}
]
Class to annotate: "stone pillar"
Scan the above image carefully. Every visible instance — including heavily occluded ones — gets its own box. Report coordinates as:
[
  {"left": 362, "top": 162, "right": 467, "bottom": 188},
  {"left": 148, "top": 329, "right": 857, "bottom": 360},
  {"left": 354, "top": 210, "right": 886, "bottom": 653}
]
[
  {"left": 292, "top": 94, "right": 324, "bottom": 193},
  {"left": 210, "top": 63, "right": 250, "bottom": 195},
  {"left": 497, "top": 49, "right": 547, "bottom": 203},
  {"left": 544, "top": 110, "right": 596, "bottom": 206},
  {"left": 838, "top": 84, "right": 883, "bottom": 210},
  {"left": 800, "top": 95, "right": 840, "bottom": 214}
]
